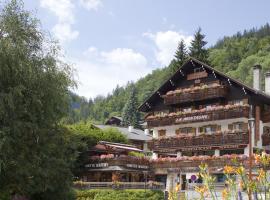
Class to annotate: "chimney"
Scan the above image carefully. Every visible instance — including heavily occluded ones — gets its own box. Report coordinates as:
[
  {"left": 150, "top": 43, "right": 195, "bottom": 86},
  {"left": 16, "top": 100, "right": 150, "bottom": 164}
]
[
  {"left": 253, "top": 65, "right": 262, "bottom": 90},
  {"left": 265, "top": 72, "right": 270, "bottom": 95},
  {"left": 128, "top": 126, "right": 134, "bottom": 132}
]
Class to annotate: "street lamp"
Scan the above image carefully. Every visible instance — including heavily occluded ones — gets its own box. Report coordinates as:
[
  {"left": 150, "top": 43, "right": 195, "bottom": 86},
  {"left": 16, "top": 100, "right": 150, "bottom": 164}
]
[{"left": 248, "top": 117, "right": 255, "bottom": 200}]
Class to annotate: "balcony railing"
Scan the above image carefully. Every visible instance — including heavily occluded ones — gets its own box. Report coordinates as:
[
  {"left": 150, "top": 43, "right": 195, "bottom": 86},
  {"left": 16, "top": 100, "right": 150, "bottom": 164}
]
[
  {"left": 146, "top": 104, "right": 249, "bottom": 127},
  {"left": 163, "top": 85, "right": 228, "bottom": 105},
  {"left": 152, "top": 155, "right": 250, "bottom": 169},
  {"left": 74, "top": 181, "right": 165, "bottom": 190},
  {"left": 151, "top": 131, "right": 249, "bottom": 151},
  {"left": 85, "top": 156, "right": 150, "bottom": 171}
]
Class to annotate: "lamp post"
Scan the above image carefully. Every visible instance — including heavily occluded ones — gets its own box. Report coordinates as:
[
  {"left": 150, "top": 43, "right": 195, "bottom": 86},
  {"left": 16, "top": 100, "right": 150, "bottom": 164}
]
[{"left": 248, "top": 117, "right": 255, "bottom": 200}]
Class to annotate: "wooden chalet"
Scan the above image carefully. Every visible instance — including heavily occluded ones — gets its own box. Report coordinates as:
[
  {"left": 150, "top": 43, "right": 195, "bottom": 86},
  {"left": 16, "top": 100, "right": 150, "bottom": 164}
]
[{"left": 138, "top": 57, "right": 270, "bottom": 191}]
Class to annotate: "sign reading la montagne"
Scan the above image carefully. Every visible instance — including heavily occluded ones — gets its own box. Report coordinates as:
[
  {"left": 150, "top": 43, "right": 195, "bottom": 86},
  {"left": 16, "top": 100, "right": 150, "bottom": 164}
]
[{"left": 175, "top": 114, "right": 209, "bottom": 123}]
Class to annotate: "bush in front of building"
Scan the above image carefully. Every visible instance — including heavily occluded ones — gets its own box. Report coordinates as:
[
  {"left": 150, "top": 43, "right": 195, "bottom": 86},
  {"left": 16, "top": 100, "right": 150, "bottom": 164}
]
[{"left": 76, "top": 189, "right": 164, "bottom": 200}]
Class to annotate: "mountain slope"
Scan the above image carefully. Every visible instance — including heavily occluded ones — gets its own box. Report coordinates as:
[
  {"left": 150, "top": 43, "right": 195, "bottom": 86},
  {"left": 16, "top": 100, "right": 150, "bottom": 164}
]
[{"left": 67, "top": 24, "right": 270, "bottom": 124}]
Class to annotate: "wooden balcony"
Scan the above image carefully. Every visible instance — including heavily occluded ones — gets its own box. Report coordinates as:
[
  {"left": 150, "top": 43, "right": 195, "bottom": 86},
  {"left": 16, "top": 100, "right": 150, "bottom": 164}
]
[
  {"left": 146, "top": 105, "right": 249, "bottom": 128},
  {"left": 85, "top": 156, "right": 150, "bottom": 171},
  {"left": 151, "top": 131, "right": 249, "bottom": 152},
  {"left": 152, "top": 155, "right": 249, "bottom": 169},
  {"left": 163, "top": 85, "right": 228, "bottom": 105}
]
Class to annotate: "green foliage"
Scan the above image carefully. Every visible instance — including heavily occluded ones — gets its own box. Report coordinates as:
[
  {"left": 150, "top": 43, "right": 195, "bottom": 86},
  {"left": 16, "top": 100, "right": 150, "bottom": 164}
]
[
  {"left": 67, "top": 123, "right": 128, "bottom": 176},
  {"left": 68, "top": 24, "right": 270, "bottom": 124},
  {"left": 0, "top": 1, "right": 76, "bottom": 199},
  {"left": 76, "top": 189, "right": 164, "bottom": 200},
  {"left": 208, "top": 24, "right": 270, "bottom": 87},
  {"left": 67, "top": 123, "right": 128, "bottom": 148},
  {"left": 189, "top": 27, "right": 209, "bottom": 63},
  {"left": 128, "top": 151, "right": 145, "bottom": 158},
  {"left": 122, "top": 84, "right": 140, "bottom": 128},
  {"left": 170, "top": 39, "right": 188, "bottom": 73}
]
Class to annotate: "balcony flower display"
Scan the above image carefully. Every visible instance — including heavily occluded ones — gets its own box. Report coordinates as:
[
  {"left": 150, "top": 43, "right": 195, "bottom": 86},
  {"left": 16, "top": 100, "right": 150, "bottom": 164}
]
[
  {"left": 153, "top": 130, "right": 247, "bottom": 141},
  {"left": 165, "top": 83, "right": 222, "bottom": 96},
  {"left": 146, "top": 104, "right": 249, "bottom": 121},
  {"left": 152, "top": 154, "right": 248, "bottom": 165}
]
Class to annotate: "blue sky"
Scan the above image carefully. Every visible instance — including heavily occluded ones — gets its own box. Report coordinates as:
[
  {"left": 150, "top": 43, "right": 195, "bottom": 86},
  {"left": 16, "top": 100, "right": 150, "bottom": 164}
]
[{"left": 24, "top": 0, "right": 270, "bottom": 99}]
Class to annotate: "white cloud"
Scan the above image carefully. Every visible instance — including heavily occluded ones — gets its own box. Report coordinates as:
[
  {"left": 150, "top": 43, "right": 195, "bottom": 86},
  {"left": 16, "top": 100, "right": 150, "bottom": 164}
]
[
  {"left": 40, "top": 0, "right": 79, "bottom": 43},
  {"left": 52, "top": 23, "right": 79, "bottom": 43},
  {"left": 79, "top": 0, "right": 103, "bottom": 11},
  {"left": 143, "top": 30, "right": 193, "bottom": 66},
  {"left": 71, "top": 47, "right": 149, "bottom": 98}
]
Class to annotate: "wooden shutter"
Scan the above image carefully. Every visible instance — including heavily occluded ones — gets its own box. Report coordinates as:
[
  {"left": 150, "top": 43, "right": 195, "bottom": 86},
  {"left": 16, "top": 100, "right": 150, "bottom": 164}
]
[
  {"left": 243, "top": 99, "right": 248, "bottom": 104},
  {"left": 158, "top": 130, "right": 166, "bottom": 137},
  {"left": 228, "top": 124, "right": 233, "bottom": 130},
  {"left": 217, "top": 125, "right": 221, "bottom": 131},
  {"left": 199, "top": 126, "right": 205, "bottom": 133},
  {"left": 242, "top": 123, "right": 248, "bottom": 131},
  {"left": 175, "top": 129, "right": 180, "bottom": 135}
]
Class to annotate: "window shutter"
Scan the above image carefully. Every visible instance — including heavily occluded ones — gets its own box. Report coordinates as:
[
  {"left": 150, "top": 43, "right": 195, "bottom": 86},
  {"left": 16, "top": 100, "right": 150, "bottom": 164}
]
[
  {"left": 175, "top": 129, "right": 180, "bottom": 135},
  {"left": 242, "top": 123, "right": 248, "bottom": 131},
  {"left": 217, "top": 125, "right": 221, "bottom": 131},
  {"left": 192, "top": 128, "right": 196, "bottom": 134},
  {"left": 243, "top": 99, "right": 248, "bottom": 104},
  {"left": 228, "top": 124, "right": 233, "bottom": 130},
  {"left": 199, "top": 127, "right": 205, "bottom": 133}
]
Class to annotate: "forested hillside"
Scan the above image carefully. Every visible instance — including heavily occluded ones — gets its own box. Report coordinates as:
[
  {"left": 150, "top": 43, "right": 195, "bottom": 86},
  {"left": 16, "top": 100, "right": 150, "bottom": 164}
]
[{"left": 66, "top": 24, "right": 270, "bottom": 124}]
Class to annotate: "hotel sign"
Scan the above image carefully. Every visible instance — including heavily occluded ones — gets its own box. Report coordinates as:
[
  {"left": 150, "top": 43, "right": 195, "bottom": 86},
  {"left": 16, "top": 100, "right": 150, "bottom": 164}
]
[
  {"left": 85, "top": 163, "right": 108, "bottom": 168},
  {"left": 175, "top": 114, "right": 209, "bottom": 124},
  {"left": 126, "top": 164, "right": 149, "bottom": 169}
]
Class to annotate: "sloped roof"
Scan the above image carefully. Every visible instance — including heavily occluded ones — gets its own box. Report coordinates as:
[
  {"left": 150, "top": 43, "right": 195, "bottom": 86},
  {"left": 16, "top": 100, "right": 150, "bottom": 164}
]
[
  {"left": 94, "top": 125, "right": 152, "bottom": 141},
  {"left": 98, "top": 141, "right": 143, "bottom": 152},
  {"left": 138, "top": 57, "right": 270, "bottom": 112}
]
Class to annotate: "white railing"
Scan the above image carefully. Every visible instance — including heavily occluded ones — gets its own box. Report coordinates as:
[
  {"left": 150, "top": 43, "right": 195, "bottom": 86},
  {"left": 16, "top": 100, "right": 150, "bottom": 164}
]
[{"left": 74, "top": 181, "right": 165, "bottom": 190}]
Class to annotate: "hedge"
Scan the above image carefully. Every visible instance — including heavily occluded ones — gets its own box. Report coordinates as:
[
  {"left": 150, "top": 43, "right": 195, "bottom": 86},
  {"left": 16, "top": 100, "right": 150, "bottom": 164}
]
[{"left": 76, "top": 189, "right": 164, "bottom": 200}]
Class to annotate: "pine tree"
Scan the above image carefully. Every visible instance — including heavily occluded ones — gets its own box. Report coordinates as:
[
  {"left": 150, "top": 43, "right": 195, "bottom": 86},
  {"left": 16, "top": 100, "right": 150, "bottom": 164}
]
[
  {"left": 169, "top": 39, "right": 188, "bottom": 74},
  {"left": 122, "top": 85, "right": 140, "bottom": 128},
  {"left": 175, "top": 39, "right": 188, "bottom": 66},
  {"left": 189, "top": 27, "right": 209, "bottom": 63}
]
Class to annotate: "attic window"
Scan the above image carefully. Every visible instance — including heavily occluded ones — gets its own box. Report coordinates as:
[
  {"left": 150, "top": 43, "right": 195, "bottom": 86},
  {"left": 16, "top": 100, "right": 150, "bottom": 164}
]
[{"left": 194, "top": 68, "right": 204, "bottom": 73}]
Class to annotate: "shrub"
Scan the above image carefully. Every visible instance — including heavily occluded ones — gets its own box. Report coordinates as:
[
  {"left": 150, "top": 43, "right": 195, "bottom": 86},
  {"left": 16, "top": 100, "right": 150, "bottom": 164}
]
[{"left": 76, "top": 189, "right": 164, "bottom": 200}]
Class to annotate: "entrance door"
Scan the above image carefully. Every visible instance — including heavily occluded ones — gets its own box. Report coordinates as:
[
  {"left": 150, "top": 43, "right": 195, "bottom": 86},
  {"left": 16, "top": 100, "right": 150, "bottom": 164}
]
[{"left": 181, "top": 175, "right": 186, "bottom": 190}]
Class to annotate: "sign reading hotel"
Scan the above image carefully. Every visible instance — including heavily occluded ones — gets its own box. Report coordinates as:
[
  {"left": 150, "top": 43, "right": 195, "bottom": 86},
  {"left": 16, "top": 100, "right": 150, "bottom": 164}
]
[{"left": 175, "top": 114, "right": 209, "bottom": 123}]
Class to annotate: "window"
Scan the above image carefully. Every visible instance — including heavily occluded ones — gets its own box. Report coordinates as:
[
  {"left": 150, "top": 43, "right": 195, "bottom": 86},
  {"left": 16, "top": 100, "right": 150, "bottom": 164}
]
[
  {"left": 228, "top": 122, "right": 248, "bottom": 131},
  {"left": 199, "top": 124, "right": 221, "bottom": 134},
  {"left": 176, "top": 127, "right": 196, "bottom": 135},
  {"left": 158, "top": 130, "right": 166, "bottom": 137},
  {"left": 154, "top": 110, "right": 169, "bottom": 116},
  {"left": 264, "top": 126, "right": 270, "bottom": 134},
  {"left": 220, "top": 149, "right": 244, "bottom": 156},
  {"left": 216, "top": 174, "right": 226, "bottom": 183},
  {"left": 183, "top": 107, "right": 192, "bottom": 112},
  {"left": 194, "top": 68, "right": 204, "bottom": 73},
  {"left": 229, "top": 99, "right": 248, "bottom": 105}
]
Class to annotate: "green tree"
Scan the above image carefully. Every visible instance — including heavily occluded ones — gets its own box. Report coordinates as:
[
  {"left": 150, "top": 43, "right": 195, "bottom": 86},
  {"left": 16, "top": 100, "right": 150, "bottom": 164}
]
[
  {"left": 175, "top": 39, "right": 188, "bottom": 66},
  {"left": 66, "top": 122, "right": 128, "bottom": 176},
  {"left": 189, "top": 27, "right": 209, "bottom": 63},
  {"left": 122, "top": 84, "right": 140, "bottom": 128},
  {"left": 0, "top": 1, "right": 75, "bottom": 199}
]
